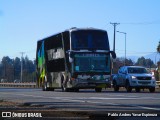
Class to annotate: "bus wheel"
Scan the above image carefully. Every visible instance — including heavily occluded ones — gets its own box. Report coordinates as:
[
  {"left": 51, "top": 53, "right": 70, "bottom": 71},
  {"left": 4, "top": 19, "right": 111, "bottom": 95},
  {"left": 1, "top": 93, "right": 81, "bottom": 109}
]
[
  {"left": 74, "top": 88, "right": 79, "bottom": 92},
  {"left": 62, "top": 85, "right": 68, "bottom": 92},
  {"left": 42, "top": 82, "right": 48, "bottom": 91},
  {"left": 61, "top": 76, "right": 68, "bottom": 92},
  {"left": 95, "top": 88, "right": 102, "bottom": 92},
  {"left": 50, "top": 88, "right": 55, "bottom": 91}
]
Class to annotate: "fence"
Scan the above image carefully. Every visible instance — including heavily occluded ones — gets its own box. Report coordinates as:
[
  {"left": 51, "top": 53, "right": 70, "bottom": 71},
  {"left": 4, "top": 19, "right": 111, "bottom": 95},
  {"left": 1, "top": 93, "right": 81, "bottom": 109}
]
[
  {"left": 0, "top": 82, "right": 37, "bottom": 88},
  {"left": 0, "top": 81, "right": 160, "bottom": 88}
]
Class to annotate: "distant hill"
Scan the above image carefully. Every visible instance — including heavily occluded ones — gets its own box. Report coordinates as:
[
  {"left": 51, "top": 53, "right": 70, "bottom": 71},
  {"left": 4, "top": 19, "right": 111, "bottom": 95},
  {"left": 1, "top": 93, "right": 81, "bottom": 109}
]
[
  {"left": 127, "top": 56, "right": 139, "bottom": 63},
  {"left": 127, "top": 53, "right": 160, "bottom": 64},
  {"left": 145, "top": 53, "right": 160, "bottom": 64}
]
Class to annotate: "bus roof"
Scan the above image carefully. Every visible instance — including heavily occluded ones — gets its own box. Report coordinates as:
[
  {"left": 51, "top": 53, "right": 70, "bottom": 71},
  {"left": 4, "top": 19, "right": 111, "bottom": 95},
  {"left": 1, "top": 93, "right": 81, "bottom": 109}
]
[
  {"left": 37, "top": 27, "right": 107, "bottom": 42},
  {"left": 66, "top": 27, "right": 107, "bottom": 32}
]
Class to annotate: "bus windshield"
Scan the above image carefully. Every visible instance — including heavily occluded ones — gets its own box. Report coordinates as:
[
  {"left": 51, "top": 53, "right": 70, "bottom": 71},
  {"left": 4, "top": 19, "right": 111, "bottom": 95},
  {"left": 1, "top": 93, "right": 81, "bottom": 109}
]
[
  {"left": 74, "top": 54, "right": 110, "bottom": 73},
  {"left": 71, "top": 30, "right": 109, "bottom": 50}
]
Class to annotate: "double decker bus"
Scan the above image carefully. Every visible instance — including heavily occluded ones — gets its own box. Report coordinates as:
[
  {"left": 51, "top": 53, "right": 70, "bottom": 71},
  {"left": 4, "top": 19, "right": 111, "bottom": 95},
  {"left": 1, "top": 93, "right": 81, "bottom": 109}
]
[{"left": 36, "top": 27, "right": 116, "bottom": 92}]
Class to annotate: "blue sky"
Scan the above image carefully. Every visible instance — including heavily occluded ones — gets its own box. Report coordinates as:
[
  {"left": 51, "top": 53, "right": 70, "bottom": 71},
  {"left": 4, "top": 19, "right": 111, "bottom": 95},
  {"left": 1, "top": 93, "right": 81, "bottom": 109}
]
[{"left": 0, "top": 0, "right": 160, "bottom": 60}]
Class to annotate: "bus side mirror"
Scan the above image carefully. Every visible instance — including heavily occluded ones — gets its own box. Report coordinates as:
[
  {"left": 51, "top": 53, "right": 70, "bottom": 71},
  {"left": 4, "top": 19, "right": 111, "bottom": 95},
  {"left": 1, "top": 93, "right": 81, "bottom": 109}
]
[
  {"left": 68, "top": 51, "right": 74, "bottom": 63},
  {"left": 69, "top": 51, "right": 74, "bottom": 58},
  {"left": 69, "top": 57, "right": 73, "bottom": 63},
  {"left": 110, "top": 51, "right": 116, "bottom": 59}
]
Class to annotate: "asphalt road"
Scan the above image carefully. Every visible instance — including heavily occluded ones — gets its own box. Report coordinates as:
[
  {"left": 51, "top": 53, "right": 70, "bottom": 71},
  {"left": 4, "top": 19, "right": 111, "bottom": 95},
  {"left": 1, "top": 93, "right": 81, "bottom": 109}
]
[{"left": 0, "top": 87, "right": 160, "bottom": 119}]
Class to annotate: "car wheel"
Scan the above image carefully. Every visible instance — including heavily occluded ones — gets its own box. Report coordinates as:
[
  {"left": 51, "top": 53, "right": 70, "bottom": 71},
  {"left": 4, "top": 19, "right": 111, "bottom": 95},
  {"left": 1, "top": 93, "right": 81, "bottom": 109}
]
[
  {"left": 149, "top": 87, "right": 155, "bottom": 93},
  {"left": 95, "top": 88, "right": 102, "bottom": 92},
  {"left": 135, "top": 88, "right": 140, "bottom": 92},
  {"left": 126, "top": 81, "right": 132, "bottom": 92},
  {"left": 113, "top": 81, "right": 119, "bottom": 92}
]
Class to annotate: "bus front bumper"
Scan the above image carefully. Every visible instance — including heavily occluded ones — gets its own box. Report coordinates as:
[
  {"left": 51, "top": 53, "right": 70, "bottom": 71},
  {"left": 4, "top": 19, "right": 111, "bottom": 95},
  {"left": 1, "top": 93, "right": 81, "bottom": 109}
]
[{"left": 72, "top": 79, "right": 111, "bottom": 88}]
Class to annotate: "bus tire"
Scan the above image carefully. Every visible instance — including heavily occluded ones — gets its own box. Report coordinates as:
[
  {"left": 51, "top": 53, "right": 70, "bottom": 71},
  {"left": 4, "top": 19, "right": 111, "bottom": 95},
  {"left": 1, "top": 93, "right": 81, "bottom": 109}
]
[
  {"left": 61, "top": 76, "right": 68, "bottom": 92},
  {"left": 95, "top": 88, "right": 102, "bottom": 92},
  {"left": 42, "top": 82, "right": 48, "bottom": 91},
  {"left": 50, "top": 88, "right": 55, "bottom": 91},
  {"left": 74, "top": 88, "right": 79, "bottom": 92},
  {"left": 62, "top": 86, "right": 69, "bottom": 92}
]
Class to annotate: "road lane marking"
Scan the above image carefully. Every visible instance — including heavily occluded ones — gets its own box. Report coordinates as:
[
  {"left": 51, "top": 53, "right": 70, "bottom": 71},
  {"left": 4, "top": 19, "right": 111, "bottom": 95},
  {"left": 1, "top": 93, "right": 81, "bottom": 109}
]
[
  {"left": 90, "top": 97, "right": 160, "bottom": 100},
  {"left": 1, "top": 92, "right": 160, "bottom": 100},
  {"left": 18, "top": 94, "right": 160, "bottom": 111},
  {"left": 1, "top": 92, "right": 160, "bottom": 111},
  {"left": 104, "top": 94, "right": 138, "bottom": 97}
]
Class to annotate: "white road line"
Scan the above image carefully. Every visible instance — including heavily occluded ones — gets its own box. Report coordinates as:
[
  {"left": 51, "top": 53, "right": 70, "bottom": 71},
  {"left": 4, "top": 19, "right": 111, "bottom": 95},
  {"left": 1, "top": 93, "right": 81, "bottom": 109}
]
[
  {"left": 105, "top": 94, "right": 138, "bottom": 97},
  {"left": 90, "top": 97, "right": 160, "bottom": 100},
  {"left": 32, "top": 95, "right": 160, "bottom": 111},
  {"left": 1, "top": 92, "right": 160, "bottom": 111},
  {"left": 1, "top": 92, "right": 160, "bottom": 100},
  {"left": 129, "top": 104, "right": 160, "bottom": 111}
]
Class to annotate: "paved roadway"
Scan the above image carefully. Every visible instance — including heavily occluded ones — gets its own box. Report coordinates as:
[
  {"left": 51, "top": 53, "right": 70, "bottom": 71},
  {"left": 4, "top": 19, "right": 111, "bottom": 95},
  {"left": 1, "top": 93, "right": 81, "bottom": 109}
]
[{"left": 0, "top": 88, "right": 160, "bottom": 119}]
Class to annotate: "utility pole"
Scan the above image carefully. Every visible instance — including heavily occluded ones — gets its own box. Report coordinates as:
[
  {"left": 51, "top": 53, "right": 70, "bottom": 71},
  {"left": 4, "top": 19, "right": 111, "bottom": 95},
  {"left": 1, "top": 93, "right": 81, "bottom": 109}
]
[
  {"left": 110, "top": 22, "right": 120, "bottom": 75},
  {"left": 20, "top": 52, "right": 25, "bottom": 83},
  {"left": 110, "top": 22, "right": 120, "bottom": 52}
]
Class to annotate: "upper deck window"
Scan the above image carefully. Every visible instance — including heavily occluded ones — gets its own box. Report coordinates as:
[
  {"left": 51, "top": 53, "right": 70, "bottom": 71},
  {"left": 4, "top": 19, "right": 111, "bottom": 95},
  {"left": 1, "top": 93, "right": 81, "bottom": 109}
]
[{"left": 71, "top": 30, "right": 109, "bottom": 50}]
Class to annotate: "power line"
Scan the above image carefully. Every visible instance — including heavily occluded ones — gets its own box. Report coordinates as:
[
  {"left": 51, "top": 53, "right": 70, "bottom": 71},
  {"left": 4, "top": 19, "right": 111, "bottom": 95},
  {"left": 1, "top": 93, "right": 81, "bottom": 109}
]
[
  {"left": 116, "top": 50, "right": 156, "bottom": 55},
  {"left": 116, "top": 49, "right": 156, "bottom": 53},
  {"left": 120, "top": 20, "right": 160, "bottom": 25}
]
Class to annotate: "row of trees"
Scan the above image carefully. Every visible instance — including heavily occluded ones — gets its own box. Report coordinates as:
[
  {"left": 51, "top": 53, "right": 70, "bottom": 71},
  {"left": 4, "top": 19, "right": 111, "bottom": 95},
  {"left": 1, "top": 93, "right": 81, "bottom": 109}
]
[
  {"left": 1, "top": 42, "right": 159, "bottom": 82},
  {"left": 0, "top": 42, "right": 159, "bottom": 82},
  {"left": 0, "top": 55, "right": 157, "bottom": 82},
  {"left": 113, "top": 41, "right": 160, "bottom": 75},
  {"left": 155, "top": 41, "right": 160, "bottom": 81},
  {"left": 0, "top": 56, "right": 36, "bottom": 82},
  {"left": 112, "top": 57, "right": 156, "bottom": 73}
]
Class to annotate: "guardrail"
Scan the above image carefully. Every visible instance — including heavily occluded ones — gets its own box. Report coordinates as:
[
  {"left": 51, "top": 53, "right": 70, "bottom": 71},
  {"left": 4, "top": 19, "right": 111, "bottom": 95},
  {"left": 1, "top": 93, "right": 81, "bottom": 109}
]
[
  {"left": 156, "top": 81, "right": 160, "bottom": 88},
  {"left": 0, "top": 82, "right": 37, "bottom": 88},
  {"left": 0, "top": 81, "right": 160, "bottom": 89}
]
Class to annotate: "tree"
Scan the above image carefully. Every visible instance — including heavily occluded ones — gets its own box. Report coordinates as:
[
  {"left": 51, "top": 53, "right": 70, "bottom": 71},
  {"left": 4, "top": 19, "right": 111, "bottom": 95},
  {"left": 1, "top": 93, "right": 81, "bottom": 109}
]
[
  {"left": 135, "top": 57, "right": 156, "bottom": 68},
  {"left": 135, "top": 57, "right": 146, "bottom": 66},
  {"left": 156, "top": 41, "right": 160, "bottom": 81},
  {"left": 23, "top": 56, "right": 36, "bottom": 82},
  {"left": 157, "top": 41, "right": 160, "bottom": 53},
  {"left": 13, "top": 57, "right": 21, "bottom": 80},
  {"left": 0, "top": 56, "right": 36, "bottom": 82},
  {"left": 113, "top": 57, "right": 134, "bottom": 73},
  {"left": 1, "top": 56, "right": 14, "bottom": 82},
  {"left": 125, "top": 58, "right": 134, "bottom": 66}
]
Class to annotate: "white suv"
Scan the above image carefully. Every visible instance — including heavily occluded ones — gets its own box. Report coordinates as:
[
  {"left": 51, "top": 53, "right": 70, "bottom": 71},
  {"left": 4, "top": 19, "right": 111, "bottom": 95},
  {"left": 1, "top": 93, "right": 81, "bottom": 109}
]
[{"left": 113, "top": 66, "right": 156, "bottom": 92}]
